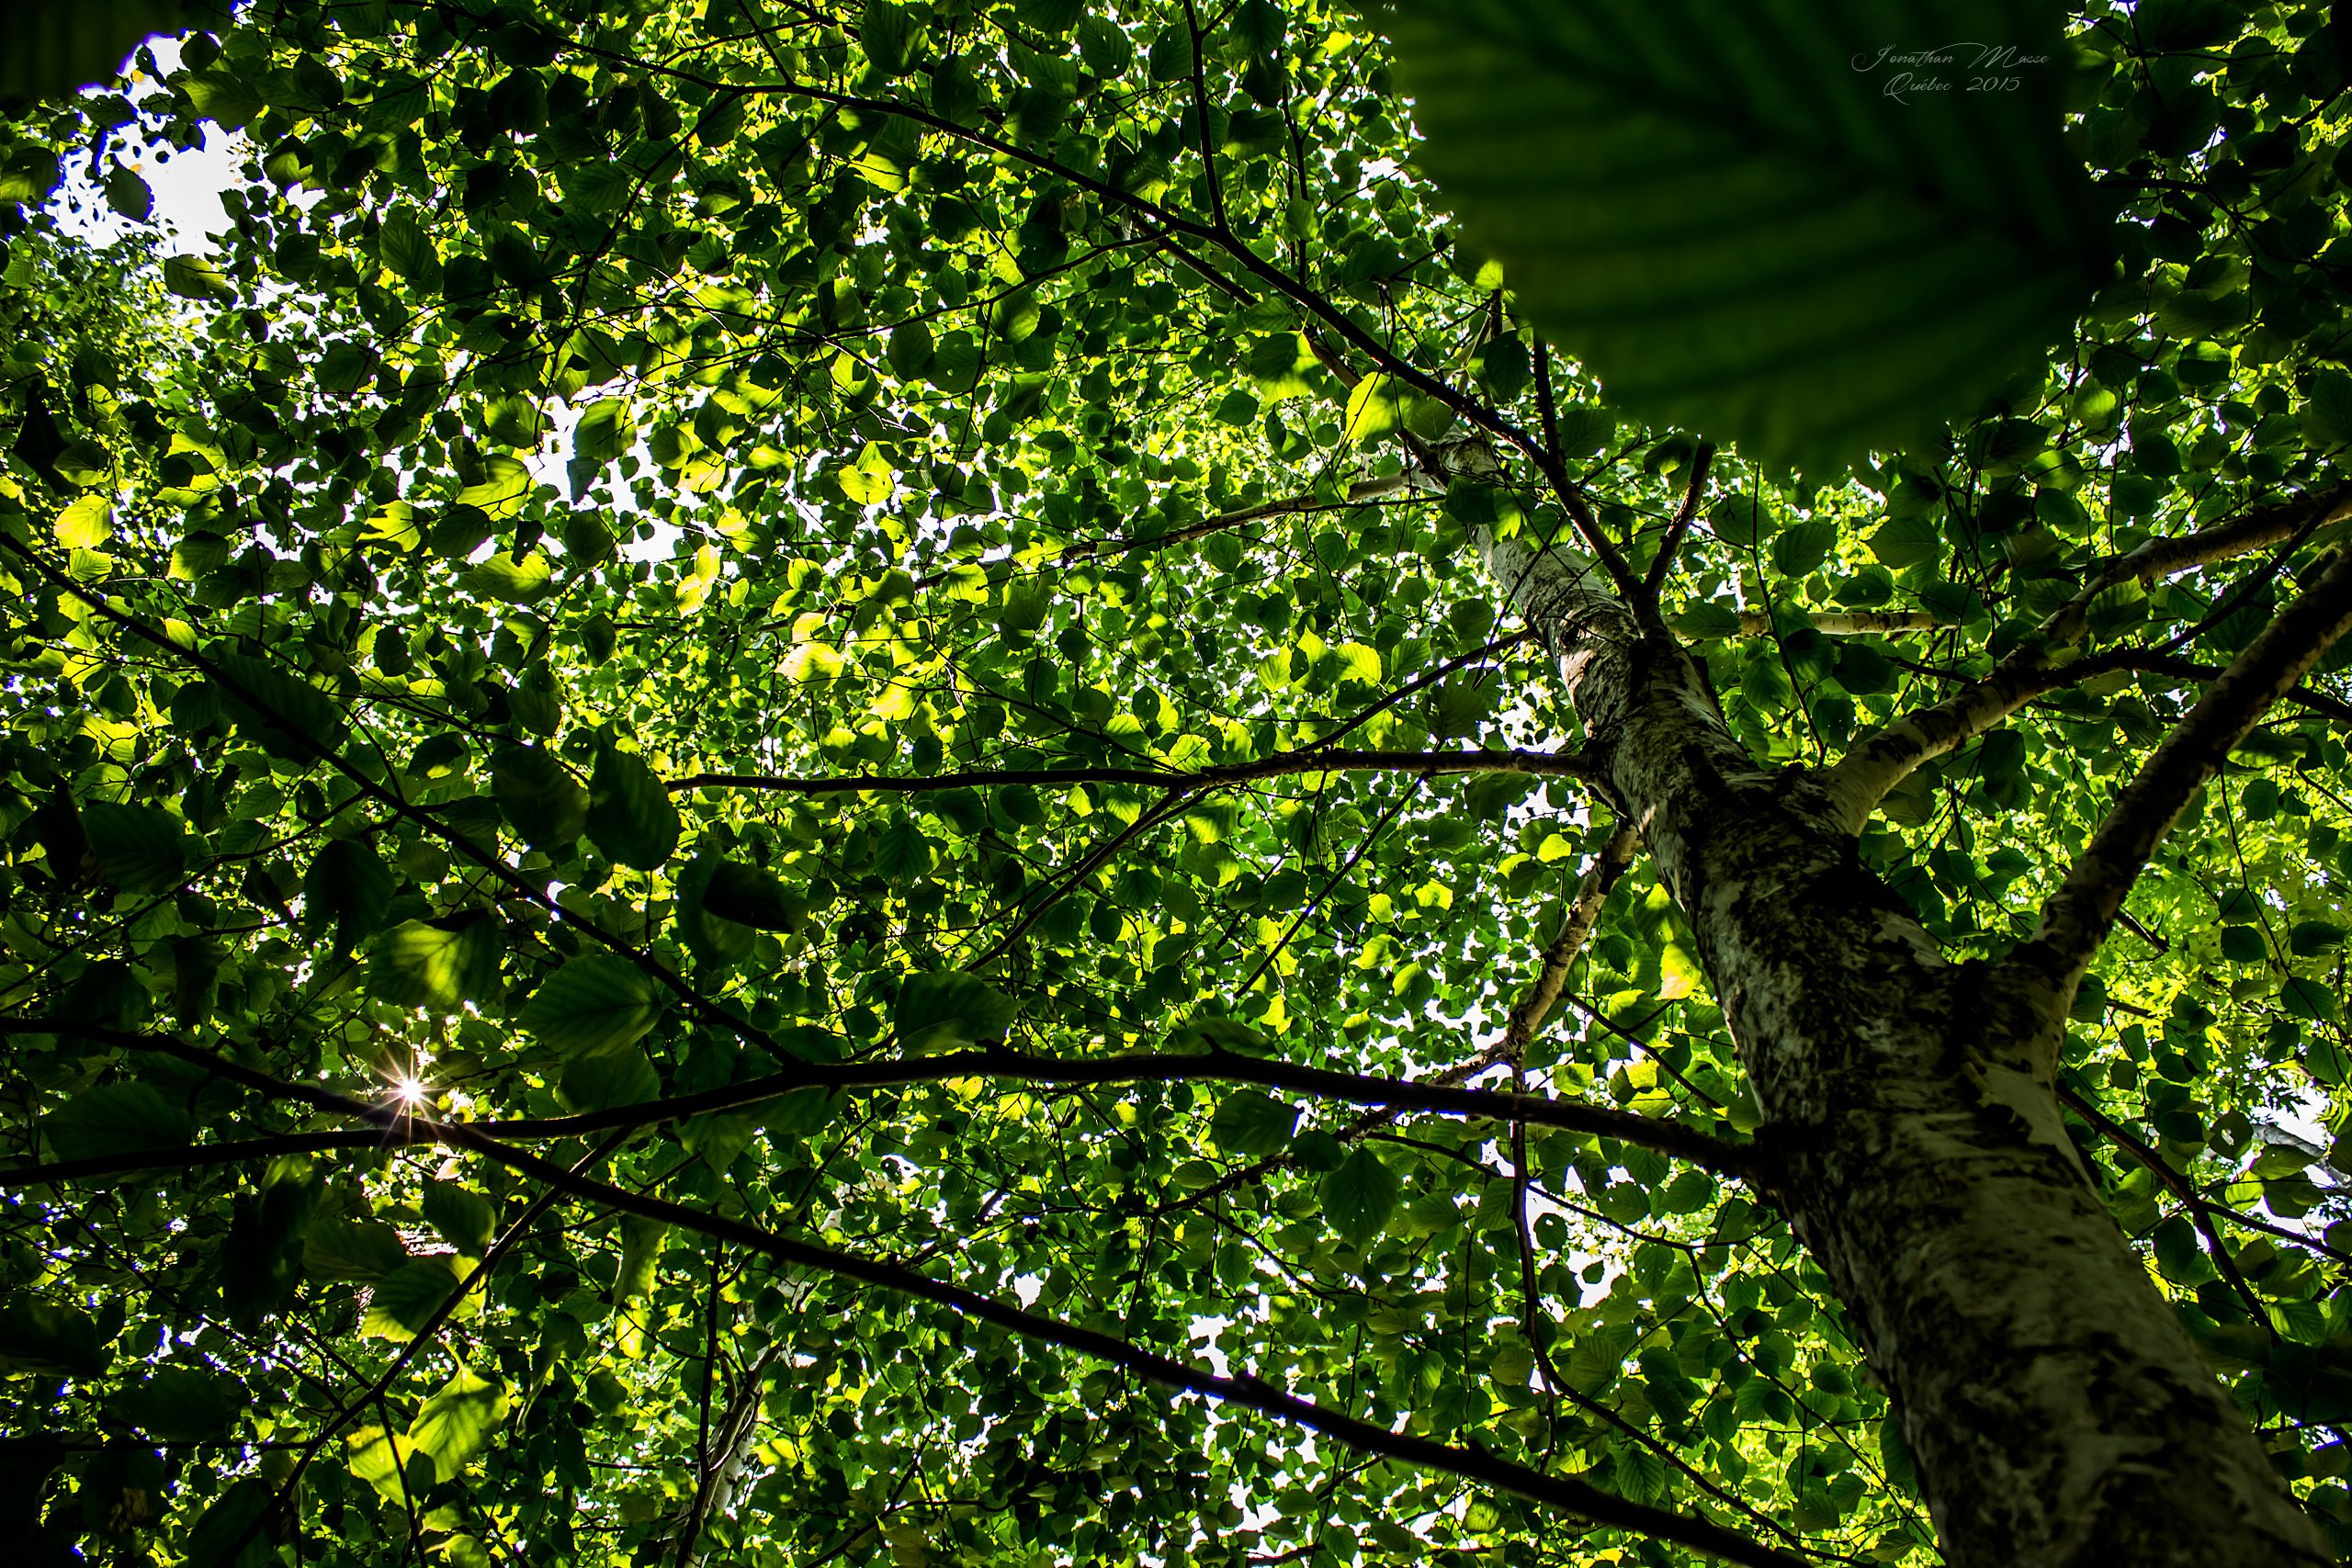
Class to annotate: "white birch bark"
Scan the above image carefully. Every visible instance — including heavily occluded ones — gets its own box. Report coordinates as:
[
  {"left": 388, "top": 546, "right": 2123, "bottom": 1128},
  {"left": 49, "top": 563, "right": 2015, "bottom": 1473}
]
[{"left": 1472, "top": 525, "right": 2331, "bottom": 1568}]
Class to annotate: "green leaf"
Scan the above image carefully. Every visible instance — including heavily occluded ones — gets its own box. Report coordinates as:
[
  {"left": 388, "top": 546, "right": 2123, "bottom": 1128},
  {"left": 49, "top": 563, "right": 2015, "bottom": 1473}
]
[
  {"left": 1771, "top": 519, "right": 1839, "bottom": 579},
  {"left": 519, "top": 954, "right": 665, "bottom": 1056},
  {"left": 363, "top": 1258, "right": 463, "bottom": 1342},
  {"left": 1834, "top": 643, "right": 1896, "bottom": 695},
  {"left": 44, "top": 1081, "right": 193, "bottom": 1160},
  {"left": 1669, "top": 600, "right": 1743, "bottom": 639},
  {"left": 613, "top": 1214, "right": 665, "bottom": 1357},
  {"left": 860, "top": 0, "right": 919, "bottom": 75},
  {"left": 55, "top": 493, "right": 110, "bottom": 543},
  {"left": 1343, "top": 374, "right": 1405, "bottom": 445},
  {"left": 1384, "top": 0, "right": 2114, "bottom": 464},
  {"left": 465, "top": 549, "right": 555, "bottom": 604},
  {"left": 0, "top": 1298, "right": 107, "bottom": 1376},
  {"left": 222, "top": 1171, "right": 318, "bottom": 1329},
  {"left": 681, "top": 1111, "right": 755, "bottom": 1171},
  {"left": 1320, "top": 1146, "right": 1402, "bottom": 1250},
  {"left": 895, "top": 971, "right": 1018, "bottom": 1052},
  {"left": 218, "top": 651, "right": 348, "bottom": 752},
  {"left": 179, "top": 68, "right": 262, "bottom": 129},
  {"left": 874, "top": 817, "right": 935, "bottom": 885},
  {"left": 1017, "top": 0, "right": 1085, "bottom": 30},
  {"left": 1710, "top": 492, "right": 1777, "bottom": 548},
  {"left": 2291, "top": 921, "right": 2346, "bottom": 958},
  {"left": 304, "top": 838, "right": 393, "bottom": 954},
  {"left": 0, "top": 0, "right": 181, "bottom": 103},
  {"left": 698, "top": 860, "right": 811, "bottom": 931},
  {"left": 1209, "top": 1091, "right": 1300, "bottom": 1156},
  {"left": 302, "top": 1218, "right": 410, "bottom": 1283},
  {"left": 79, "top": 800, "right": 189, "bottom": 892},
  {"left": 571, "top": 404, "right": 633, "bottom": 470},
  {"left": 585, "top": 744, "right": 680, "bottom": 870},
  {"left": 368, "top": 915, "right": 503, "bottom": 1013},
  {"left": 2303, "top": 370, "right": 2352, "bottom": 448},
  {"left": 2281, "top": 977, "right": 2339, "bottom": 1022},
  {"left": 426, "top": 503, "right": 493, "bottom": 559},
  {"left": 378, "top": 208, "right": 436, "bottom": 280},
  {"left": 345, "top": 1425, "right": 420, "bottom": 1503},
  {"left": 407, "top": 1366, "right": 510, "bottom": 1478},
  {"left": 184, "top": 1478, "right": 274, "bottom": 1568},
  {"left": 492, "top": 746, "right": 588, "bottom": 847},
  {"left": 559, "top": 1049, "right": 662, "bottom": 1113},
  {"left": 104, "top": 165, "right": 153, "bottom": 220},
  {"left": 1478, "top": 335, "right": 1531, "bottom": 400},
  {"left": 108, "top": 1366, "right": 237, "bottom": 1441},
  {"left": 1869, "top": 514, "right": 1943, "bottom": 571},
  {"left": 422, "top": 1182, "right": 497, "bottom": 1254},
  {"left": 162, "top": 253, "right": 235, "bottom": 303}
]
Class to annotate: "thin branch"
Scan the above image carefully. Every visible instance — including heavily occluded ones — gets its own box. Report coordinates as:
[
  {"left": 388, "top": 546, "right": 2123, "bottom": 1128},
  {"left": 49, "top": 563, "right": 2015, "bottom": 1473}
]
[
  {"left": 966, "top": 788, "right": 1199, "bottom": 967},
  {"left": 6, "top": 1015, "right": 1760, "bottom": 1184},
  {"left": 2098, "top": 649, "right": 2352, "bottom": 730},
  {"left": 1232, "top": 781, "right": 1419, "bottom": 997},
  {"left": 1532, "top": 336, "right": 1561, "bottom": 466},
  {"left": 1177, "top": 0, "right": 1227, "bottom": 232},
  {"left": 1161, "top": 1040, "right": 1528, "bottom": 1216},
  {"left": 1304, "top": 633, "right": 1532, "bottom": 753},
  {"left": 2059, "top": 1086, "right": 2280, "bottom": 1339},
  {"left": 0, "top": 1130, "right": 392, "bottom": 1187},
  {"left": 249, "top": 1132, "right": 629, "bottom": 1562},
  {"left": 671, "top": 746, "right": 1598, "bottom": 796},
  {"left": 527, "top": 1040, "right": 1758, "bottom": 1179},
  {"left": 2010, "top": 540, "right": 2352, "bottom": 1032},
  {"left": 1048, "top": 490, "right": 1438, "bottom": 570},
  {"left": 673, "top": 1330, "right": 778, "bottom": 1568}
]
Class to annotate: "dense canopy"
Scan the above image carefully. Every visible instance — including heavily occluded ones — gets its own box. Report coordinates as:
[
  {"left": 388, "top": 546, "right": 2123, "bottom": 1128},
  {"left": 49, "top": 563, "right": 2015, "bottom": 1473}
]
[{"left": 6, "top": 2, "right": 2352, "bottom": 1566}]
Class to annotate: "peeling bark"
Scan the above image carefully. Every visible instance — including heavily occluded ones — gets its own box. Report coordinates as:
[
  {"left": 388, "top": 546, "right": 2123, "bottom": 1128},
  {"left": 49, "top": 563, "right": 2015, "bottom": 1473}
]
[{"left": 1476, "top": 525, "right": 2332, "bottom": 1568}]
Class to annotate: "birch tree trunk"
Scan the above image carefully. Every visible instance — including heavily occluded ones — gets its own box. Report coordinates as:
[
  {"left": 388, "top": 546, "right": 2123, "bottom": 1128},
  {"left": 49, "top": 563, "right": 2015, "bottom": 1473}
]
[{"left": 1476, "top": 527, "right": 2333, "bottom": 1568}]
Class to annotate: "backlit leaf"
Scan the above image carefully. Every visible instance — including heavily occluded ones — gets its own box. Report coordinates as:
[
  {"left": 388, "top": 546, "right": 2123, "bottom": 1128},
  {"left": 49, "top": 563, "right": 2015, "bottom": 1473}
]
[{"left": 519, "top": 954, "right": 665, "bottom": 1056}]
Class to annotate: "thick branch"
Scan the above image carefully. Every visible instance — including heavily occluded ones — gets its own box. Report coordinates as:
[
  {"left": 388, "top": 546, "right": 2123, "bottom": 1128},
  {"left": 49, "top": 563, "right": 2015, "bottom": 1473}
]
[
  {"left": 2009, "top": 540, "right": 2352, "bottom": 1028},
  {"left": 1735, "top": 609, "right": 1939, "bottom": 637},
  {"left": 1641, "top": 444, "right": 1716, "bottom": 601},
  {"left": 1822, "top": 483, "right": 2352, "bottom": 832},
  {"left": 671, "top": 1342, "right": 782, "bottom": 1568}
]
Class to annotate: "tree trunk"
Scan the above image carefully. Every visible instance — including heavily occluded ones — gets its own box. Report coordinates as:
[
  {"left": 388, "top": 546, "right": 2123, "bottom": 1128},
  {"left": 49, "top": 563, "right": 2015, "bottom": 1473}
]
[{"left": 1475, "top": 529, "right": 2330, "bottom": 1568}]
